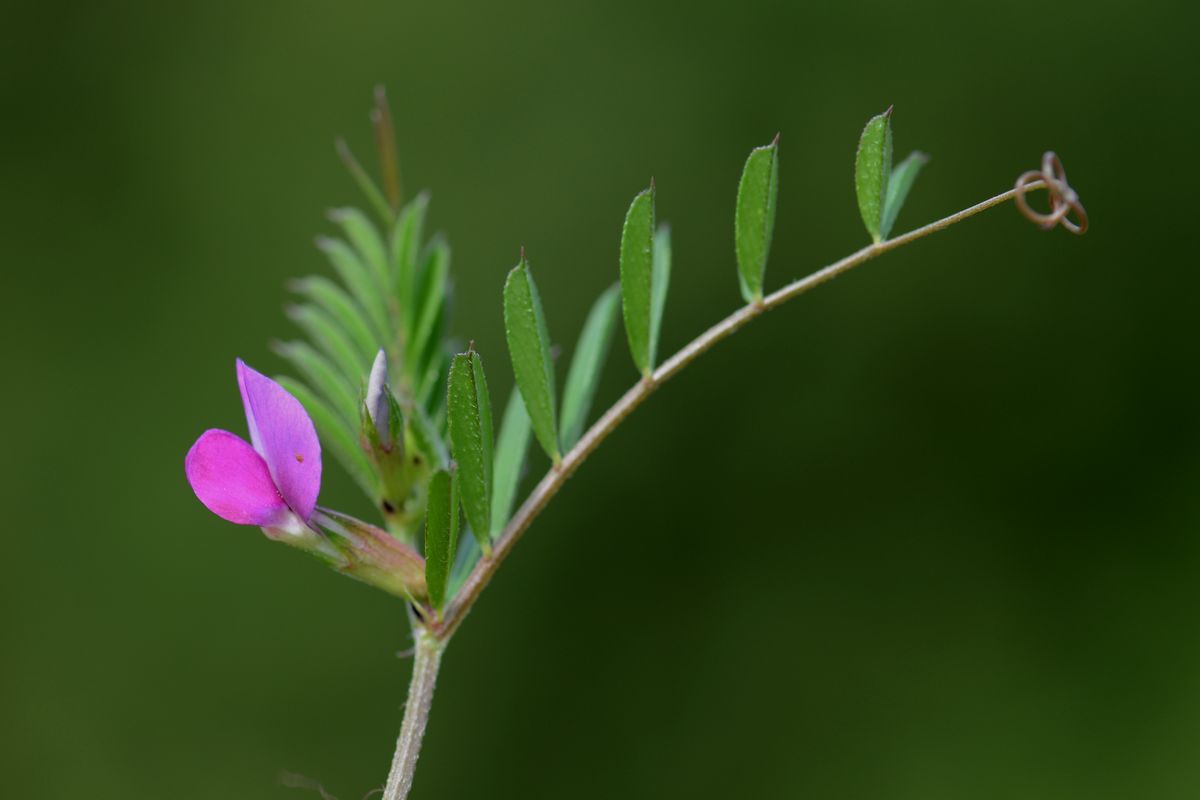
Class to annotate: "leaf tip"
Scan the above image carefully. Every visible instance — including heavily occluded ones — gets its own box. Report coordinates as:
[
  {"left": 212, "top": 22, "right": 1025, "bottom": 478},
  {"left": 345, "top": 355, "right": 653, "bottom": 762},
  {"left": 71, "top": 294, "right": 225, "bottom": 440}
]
[
  {"left": 884, "top": 104, "right": 894, "bottom": 118},
  {"left": 771, "top": 131, "right": 781, "bottom": 147}
]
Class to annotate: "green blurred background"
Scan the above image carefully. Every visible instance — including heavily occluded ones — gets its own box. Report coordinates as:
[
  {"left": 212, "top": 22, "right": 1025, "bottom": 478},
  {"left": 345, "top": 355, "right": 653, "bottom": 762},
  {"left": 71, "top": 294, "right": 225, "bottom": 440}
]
[{"left": 3, "top": 0, "right": 1197, "bottom": 797}]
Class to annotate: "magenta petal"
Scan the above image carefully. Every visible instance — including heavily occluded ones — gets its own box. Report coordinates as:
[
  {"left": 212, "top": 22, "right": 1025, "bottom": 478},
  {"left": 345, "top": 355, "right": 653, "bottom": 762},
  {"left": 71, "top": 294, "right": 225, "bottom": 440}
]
[
  {"left": 235, "top": 359, "right": 322, "bottom": 520},
  {"left": 185, "top": 429, "right": 290, "bottom": 526}
]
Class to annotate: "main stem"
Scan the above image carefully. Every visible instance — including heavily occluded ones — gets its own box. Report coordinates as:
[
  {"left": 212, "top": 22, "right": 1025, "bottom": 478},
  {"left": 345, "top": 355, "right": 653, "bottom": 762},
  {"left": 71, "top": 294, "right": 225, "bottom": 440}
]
[
  {"left": 382, "top": 629, "right": 443, "bottom": 800},
  {"left": 381, "top": 180, "right": 1044, "bottom": 797}
]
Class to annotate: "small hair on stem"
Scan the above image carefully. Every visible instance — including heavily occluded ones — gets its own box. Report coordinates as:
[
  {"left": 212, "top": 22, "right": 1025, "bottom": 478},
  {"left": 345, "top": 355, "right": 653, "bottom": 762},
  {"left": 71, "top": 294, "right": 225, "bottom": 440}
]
[{"left": 279, "top": 770, "right": 338, "bottom": 800}]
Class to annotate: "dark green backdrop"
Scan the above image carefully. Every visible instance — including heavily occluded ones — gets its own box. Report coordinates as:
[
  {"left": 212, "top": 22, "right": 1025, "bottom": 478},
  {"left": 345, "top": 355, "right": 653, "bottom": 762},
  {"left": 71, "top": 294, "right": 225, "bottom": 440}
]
[{"left": 3, "top": 0, "right": 1196, "bottom": 797}]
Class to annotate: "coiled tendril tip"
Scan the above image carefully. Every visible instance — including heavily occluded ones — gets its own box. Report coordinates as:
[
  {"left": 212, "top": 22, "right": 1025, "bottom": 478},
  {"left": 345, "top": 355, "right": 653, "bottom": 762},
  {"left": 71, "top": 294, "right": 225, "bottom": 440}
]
[{"left": 1015, "top": 151, "right": 1088, "bottom": 235}]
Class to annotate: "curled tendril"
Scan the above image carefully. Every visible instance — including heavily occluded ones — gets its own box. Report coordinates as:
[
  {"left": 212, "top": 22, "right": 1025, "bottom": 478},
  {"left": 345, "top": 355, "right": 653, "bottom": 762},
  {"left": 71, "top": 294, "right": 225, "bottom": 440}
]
[{"left": 1014, "top": 151, "right": 1088, "bottom": 235}]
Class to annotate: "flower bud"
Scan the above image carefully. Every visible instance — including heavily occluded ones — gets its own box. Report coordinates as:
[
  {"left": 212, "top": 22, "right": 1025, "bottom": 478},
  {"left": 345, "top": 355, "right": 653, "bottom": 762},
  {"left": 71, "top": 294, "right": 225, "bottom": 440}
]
[
  {"left": 360, "top": 351, "right": 418, "bottom": 537},
  {"left": 365, "top": 349, "right": 394, "bottom": 450}
]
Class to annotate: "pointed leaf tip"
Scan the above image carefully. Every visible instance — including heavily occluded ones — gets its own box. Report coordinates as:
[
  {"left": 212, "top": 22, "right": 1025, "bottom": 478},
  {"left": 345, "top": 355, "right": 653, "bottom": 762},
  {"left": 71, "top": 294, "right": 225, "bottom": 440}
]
[
  {"left": 447, "top": 351, "right": 495, "bottom": 550},
  {"left": 855, "top": 108, "right": 894, "bottom": 243},
  {"left": 504, "top": 258, "right": 560, "bottom": 462},
  {"left": 619, "top": 184, "right": 657, "bottom": 375},
  {"left": 735, "top": 138, "right": 780, "bottom": 303}
]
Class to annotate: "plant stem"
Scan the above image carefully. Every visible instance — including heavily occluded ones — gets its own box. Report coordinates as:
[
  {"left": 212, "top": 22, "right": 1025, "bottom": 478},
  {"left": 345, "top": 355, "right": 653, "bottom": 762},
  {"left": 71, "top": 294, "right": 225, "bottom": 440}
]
[
  {"left": 379, "top": 180, "right": 1046, "bottom": 796},
  {"left": 382, "top": 629, "right": 443, "bottom": 800},
  {"left": 438, "top": 181, "right": 1042, "bottom": 638}
]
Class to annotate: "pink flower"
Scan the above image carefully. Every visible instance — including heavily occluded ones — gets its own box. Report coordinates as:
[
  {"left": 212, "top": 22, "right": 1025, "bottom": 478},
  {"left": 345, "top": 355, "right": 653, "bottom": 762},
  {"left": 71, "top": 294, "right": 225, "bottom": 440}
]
[{"left": 185, "top": 360, "right": 322, "bottom": 536}]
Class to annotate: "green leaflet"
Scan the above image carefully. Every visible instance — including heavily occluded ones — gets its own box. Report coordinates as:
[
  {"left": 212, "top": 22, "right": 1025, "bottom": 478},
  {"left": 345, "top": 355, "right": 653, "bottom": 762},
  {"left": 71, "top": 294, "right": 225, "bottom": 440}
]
[
  {"left": 559, "top": 284, "right": 619, "bottom": 451},
  {"left": 470, "top": 354, "right": 495, "bottom": 494},
  {"left": 855, "top": 107, "right": 894, "bottom": 243},
  {"left": 417, "top": 348, "right": 449, "bottom": 416},
  {"left": 275, "top": 375, "right": 378, "bottom": 498},
  {"left": 491, "top": 387, "right": 531, "bottom": 538},
  {"left": 330, "top": 207, "right": 391, "bottom": 295},
  {"left": 316, "top": 236, "right": 390, "bottom": 343},
  {"left": 273, "top": 340, "right": 360, "bottom": 426},
  {"left": 408, "top": 238, "right": 450, "bottom": 381},
  {"left": 289, "top": 276, "right": 380, "bottom": 365},
  {"left": 390, "top": 192, "right": 430, "bottom": 335},
  {"left": 447, "top": 534, "right": 480, "bottom": 600},
  {"left": 650, "top": 225, "right": 671, "bottom": 365},
  {"left": 503, "top": 255, "right": 560, "bottom": 463},
  {"left": 734, "top": 138, "right": 779, "bottom": 302},
  {"left": 424, "top": 467, "right": 459, "bottom": 612},
  {"left": 335, "top": 139, "right": 393, "bottom": 225},
  {"left": 447, "top": 350, "right": 494, "bottom": 552},
  {"left": 619, "top": 184, "right": 656, "bottom": 376},
  {"left": 880, "top": 151, "right": 929, "bottom": 240},
  {"left": 285, "top": 303, "right": 369, "bottom": 387}
]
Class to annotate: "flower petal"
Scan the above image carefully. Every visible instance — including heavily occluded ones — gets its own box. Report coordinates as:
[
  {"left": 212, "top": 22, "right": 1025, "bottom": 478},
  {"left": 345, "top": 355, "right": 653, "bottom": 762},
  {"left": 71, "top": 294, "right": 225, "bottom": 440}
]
[
  {"left": 236, "top": 359, "right": 322, "bottom": 520},
  {"left": 185, "top": 429, "right": 290, "bottom": 526}
]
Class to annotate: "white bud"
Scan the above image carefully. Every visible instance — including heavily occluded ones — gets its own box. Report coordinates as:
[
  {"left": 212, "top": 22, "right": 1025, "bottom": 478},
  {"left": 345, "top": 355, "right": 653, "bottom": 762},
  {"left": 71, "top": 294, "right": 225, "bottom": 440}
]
[{"left": 366, "top": 349, "right": 392, "bottom": 448}]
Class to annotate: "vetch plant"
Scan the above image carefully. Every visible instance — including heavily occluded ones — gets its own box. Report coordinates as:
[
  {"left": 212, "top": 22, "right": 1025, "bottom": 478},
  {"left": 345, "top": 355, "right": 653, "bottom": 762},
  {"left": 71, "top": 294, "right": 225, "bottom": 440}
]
[{"left": 184, "top": 88, "right": 1087, "bottom": 799}]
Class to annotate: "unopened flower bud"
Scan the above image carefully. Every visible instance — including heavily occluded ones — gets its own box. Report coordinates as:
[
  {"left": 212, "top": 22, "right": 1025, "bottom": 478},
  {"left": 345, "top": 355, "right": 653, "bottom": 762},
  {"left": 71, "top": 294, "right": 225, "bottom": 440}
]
[{"left": 366, "top": 349, "right": 392, "bottom": 450}]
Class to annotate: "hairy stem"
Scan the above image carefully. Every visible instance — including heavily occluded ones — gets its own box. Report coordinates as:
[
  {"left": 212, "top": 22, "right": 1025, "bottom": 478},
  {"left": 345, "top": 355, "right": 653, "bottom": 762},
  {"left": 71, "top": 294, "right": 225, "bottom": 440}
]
[
  {"left": 382, "top": 629, "right": 443, "bottom": 800},
  {"left": 439, "top": 181, "right": 1041, "bottom": 637}
]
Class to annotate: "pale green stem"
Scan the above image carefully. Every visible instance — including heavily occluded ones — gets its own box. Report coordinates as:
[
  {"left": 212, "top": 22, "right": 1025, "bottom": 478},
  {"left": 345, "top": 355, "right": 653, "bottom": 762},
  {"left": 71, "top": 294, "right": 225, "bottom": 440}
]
[{"left": 381, "top": 629, "right": 443, "bottom": 800}]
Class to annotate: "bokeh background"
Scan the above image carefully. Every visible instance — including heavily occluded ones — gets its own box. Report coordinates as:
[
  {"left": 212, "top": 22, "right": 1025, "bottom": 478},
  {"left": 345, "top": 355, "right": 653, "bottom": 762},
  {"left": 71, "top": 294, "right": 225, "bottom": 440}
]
[{"left": 3, "top": 0, "right": 1197, "bottom": 797}]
